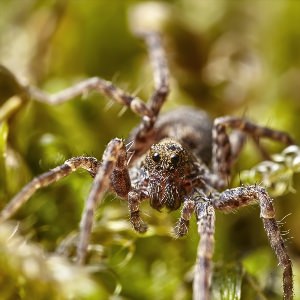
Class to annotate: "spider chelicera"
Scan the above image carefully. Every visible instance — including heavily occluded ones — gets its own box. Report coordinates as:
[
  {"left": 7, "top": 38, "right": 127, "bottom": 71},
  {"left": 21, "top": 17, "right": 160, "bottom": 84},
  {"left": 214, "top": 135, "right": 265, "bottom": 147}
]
[{"left": 0, "top": 31, "right": 295, "bottom": 300}]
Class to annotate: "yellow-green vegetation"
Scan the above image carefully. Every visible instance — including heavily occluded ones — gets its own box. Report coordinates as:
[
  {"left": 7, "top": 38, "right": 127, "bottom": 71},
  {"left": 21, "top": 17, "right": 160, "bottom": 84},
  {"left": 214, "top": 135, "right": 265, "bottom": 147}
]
[{"left": 1, "top": 1, "right": 300, "bottom": 299}]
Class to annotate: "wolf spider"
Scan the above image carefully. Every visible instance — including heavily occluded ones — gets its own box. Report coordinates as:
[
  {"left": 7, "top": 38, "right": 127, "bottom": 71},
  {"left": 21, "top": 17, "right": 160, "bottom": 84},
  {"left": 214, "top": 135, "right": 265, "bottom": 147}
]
[{"left": 0, "top": 31, "right": 295, "bottom": 300}]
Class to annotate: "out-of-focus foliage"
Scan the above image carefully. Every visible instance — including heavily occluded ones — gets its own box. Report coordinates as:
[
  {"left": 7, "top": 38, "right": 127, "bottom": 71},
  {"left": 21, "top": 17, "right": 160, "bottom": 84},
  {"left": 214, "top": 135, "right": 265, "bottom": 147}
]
[
  {"left": 0, "top": 0, "right": 300, "bottom": 299},
  {"left": 0, "top": 223, "right": 103, "bottom": 299},
  {"left": 239, "top": 145, "right": 300, "bottom": 197}
]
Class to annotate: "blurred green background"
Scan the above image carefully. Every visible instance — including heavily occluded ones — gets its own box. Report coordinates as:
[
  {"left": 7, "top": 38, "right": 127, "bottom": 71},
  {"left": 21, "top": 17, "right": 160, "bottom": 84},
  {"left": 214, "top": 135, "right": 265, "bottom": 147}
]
[{"left": 1, "top": 0, "right": 300, "bottom": 299}]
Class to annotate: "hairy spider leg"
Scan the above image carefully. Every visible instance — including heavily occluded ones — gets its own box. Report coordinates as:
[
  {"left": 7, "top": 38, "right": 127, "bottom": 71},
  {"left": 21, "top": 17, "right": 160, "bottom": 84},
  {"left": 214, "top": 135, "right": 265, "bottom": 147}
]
[
  {"left": 213, "top": 185, "right": 293, "bottom": 300},
  {"left": 109, "top": 139, "right": 148, "bottom": 233},
  {"left": 78, "top": 136, "right": 150, "bottom": 259},
  {"left": 173, "top": 195, "right": 215, "bottom": 300},
  {"left": 127, "top": 190, "right": 148, "bottom": 233},
  {"left": 194, "top": 202, "right": 215, "bottom": 300},
  {"left": 28, "top": 78, "right": 152, "bottom": 118},
  {"left": 25, "top": 32, "right": 169, "bottom": 163},
  {"left": 0, "top": 138, "right": 132, "bottom": 265},
  {"left": 174, "top": 199, "right": 196, "bottom": 237},
  {"left": 0, "top": 156, "right": 100, "bottom": 222},
  {"left": 77, "top": 138, "right": 128, "bottom": 264},
  {"left": 129, "top": 32, "right": 170, "bottom": 159},
  {"left": 212, "top": 116, "right": 295, "bottom": 188},
  {"left": 145, "top": 32, "right": 169, "bottom": 116}
]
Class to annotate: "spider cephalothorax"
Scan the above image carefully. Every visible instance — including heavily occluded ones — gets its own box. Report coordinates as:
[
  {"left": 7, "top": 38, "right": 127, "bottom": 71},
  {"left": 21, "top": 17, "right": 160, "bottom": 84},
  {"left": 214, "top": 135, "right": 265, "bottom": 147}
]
[
  {"left": 142, "top": 138, "right": 196, "bottom": 211},
  {"left": 0, "top": 31, "right": 296, "bottom": 300}
]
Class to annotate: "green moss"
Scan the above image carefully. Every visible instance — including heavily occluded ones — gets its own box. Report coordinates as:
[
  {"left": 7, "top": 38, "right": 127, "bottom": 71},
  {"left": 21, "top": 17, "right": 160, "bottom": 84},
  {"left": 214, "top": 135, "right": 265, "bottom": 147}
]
[{"left": 0, "top": 1, "right": 300, "bottom": 299}]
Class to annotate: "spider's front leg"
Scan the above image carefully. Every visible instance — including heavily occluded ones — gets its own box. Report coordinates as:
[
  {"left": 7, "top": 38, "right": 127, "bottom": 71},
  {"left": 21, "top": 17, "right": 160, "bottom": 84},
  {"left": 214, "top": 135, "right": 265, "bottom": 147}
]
[
  {"left": 213, "top": 185, "right": 293, "bottom": 300},
  {"left": 174, "top": 197, "right": 215, "bottom": 300},
  {"left": 0, "top": 138, "right": 128, "bottom": 265},
  {"left": 78, "top": 137, "right": 150, "bottom": 263},
  {"left": 0, "top": 156, "right": 100, "bottom": 222},
  {"left": 77, "top": 138, "right": 131, "bottom": 264},
  {"left": 194, "top": 202, "right": 215, "bottom": 300}
]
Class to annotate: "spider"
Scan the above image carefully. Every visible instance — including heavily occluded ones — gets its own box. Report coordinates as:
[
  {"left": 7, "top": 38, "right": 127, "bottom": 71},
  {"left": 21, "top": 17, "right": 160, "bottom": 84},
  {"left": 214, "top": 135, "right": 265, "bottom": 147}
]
[{"left": 0, "top": 31, "right": 295, "bottom": 300}]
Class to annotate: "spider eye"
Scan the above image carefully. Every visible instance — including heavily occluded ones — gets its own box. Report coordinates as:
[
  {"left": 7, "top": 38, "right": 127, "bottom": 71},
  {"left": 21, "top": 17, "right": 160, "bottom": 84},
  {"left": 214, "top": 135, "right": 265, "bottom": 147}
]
[
  {"left": 170, "top": 154, "right": 180, "bottom": 166},
  {"left": 152, "top": 152, "right": 161, "bottom": 162}
]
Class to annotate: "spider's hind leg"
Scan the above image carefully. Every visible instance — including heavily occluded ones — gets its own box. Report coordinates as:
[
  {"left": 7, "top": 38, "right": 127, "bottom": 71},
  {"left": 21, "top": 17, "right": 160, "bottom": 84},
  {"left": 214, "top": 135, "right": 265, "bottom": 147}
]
[
  {"left": 128, "top": 32, "right": 170, "bottom": 160},
  {"left": 143, "top": 32, "right": 169, "bottom": 117},
  {"left": 212, "top": 116, "right": 295, "bottom": 188}
]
